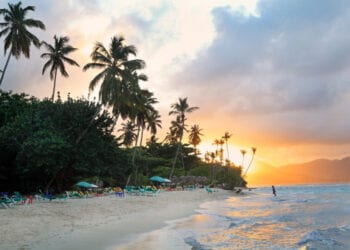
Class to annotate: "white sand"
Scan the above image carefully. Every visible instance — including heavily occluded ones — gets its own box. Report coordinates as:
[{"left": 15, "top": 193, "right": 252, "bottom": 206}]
[{"left": 0, "top": 189, "right": 231, "bottom": 250}]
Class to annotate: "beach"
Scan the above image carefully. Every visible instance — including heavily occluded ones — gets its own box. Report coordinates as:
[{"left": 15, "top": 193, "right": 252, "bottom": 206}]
[{"left": 0, "top": 189, "right": 231, "bottom": 250}]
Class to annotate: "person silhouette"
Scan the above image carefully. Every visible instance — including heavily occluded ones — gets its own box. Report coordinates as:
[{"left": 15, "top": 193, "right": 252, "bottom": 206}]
[{"left": 272, "top": 185, "right": 277, "bottom": 196}]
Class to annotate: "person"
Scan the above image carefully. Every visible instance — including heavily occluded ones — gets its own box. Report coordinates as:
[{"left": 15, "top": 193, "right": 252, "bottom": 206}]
[{"left": 272, "top": 185, "right": 277, "bottom": 196}]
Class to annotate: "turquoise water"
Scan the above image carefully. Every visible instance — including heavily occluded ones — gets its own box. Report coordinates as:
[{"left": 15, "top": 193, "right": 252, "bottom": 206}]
[{"left": 116, "top": 184, "right": 350, "bottom": 250}]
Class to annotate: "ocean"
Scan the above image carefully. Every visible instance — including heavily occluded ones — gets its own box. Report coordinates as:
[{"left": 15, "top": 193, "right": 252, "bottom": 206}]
[{"left": 115, "top": 184, "right": 350, "bottom": 250}]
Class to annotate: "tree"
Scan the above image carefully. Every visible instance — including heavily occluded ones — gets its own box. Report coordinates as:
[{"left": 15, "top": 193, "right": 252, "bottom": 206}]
[
  {"left": 218, "top": 139, "right": 225, "bottom": 164},
  {"left": 188, "top": 124, "right": 203, "bottom": 155},
  {"left": 41, "top": 35, "right": 79, "bottom": 101},
  {"left": 240, "top": 149, "right": 247, "bottom": 168},
  {"left": 83, "top": 35, "right": 145, "bottom": 122},
  {"left": 213, "top": 139, "right": 220, "bottom": 157},
  {"left": 146, "top": 110, "right": 162, "bottom": 136},
  {"left": 168, "top": 97, "right": 199, "bottom": 178},
  {"left": 222, "top": 131, "right": 232, "bottom": 161},
  {"left": 117, "top": 120, "right": 136, "bottom": 147},
  {"left": 242, "top": 147, "right": 257, "bottom": 177},
  {"left": 0, "top": 1, "right": 45, "bottom": 85}
]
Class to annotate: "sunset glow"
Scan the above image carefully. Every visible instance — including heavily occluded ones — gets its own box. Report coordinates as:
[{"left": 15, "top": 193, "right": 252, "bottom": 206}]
[{"left": 2, "top": 0, "right": 350, "bottom": 171}]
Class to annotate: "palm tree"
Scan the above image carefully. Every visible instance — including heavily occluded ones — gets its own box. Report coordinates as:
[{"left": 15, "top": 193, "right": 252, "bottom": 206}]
[
  {"left": 0, "top": 1, "right": 45, "bottom": 85},
  {"left": 222, "top": 132, "right": 232, "bottom": 161},
  {"left": 218, "top": 139, "right": 225, "bottom": 164},
  {"left": 41, "top": 35, "right": 79, "bottom": 101},
  {"left": 243, "top": 147, "right": 257, "bottom": 177},
  {"left": 213, "top": 139, "right": 220, "bottom": 157},
  {"left": 188, "top": 124, "right": 203, "bottom": 155},
  {"left": 83, "top": 35, "right": 145, "bottom": 122},
  {"left": 240, "top": 149, "right": 247, "bottom": 168},
  {"left": 146, "top": 110, "right": 162, "bottom": 136},
  {"left": 131, "top": 89, "right": 159, "bottom": 184},
  {"left": 168, "top": 97, "right": 199, "bottom": 178},
  {"left": 117, "top": 120, "right": 137, "bottom": 147}
]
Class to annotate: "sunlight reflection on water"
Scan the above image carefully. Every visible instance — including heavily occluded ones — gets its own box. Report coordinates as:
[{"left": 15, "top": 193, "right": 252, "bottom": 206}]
[{"left": 115, "top": 184, "right": 350, "bottom": 250}]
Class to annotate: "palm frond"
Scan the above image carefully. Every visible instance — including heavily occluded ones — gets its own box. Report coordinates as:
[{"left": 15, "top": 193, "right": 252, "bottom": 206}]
[
  {"left": 83, "top": 62, "right": 106, "bottom": 71},
  {"left": 23, "top": 18, "right": 45, "bottom": 29},
  {"left": 62, "top": 56, "right": 79, "bottom": 67}
]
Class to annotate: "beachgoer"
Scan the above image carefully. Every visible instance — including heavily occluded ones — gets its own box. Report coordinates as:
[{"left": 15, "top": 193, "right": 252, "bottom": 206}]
[{"left": 272, "top": 185, "right": 276, "bottom": 196}]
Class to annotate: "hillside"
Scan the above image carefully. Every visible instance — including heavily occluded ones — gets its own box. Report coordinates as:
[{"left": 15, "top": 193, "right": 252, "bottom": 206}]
[{"left": 246, "top": 157, "right": 350, "bottom": 186}]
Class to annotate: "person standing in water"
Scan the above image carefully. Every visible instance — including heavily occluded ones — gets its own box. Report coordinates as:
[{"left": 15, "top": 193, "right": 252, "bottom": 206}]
[{"left": 272, "top": 185, "right": 277, "bottom": 196}]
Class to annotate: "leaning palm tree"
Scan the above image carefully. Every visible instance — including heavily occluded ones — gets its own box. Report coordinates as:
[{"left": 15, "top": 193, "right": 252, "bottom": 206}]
[
  {"left": 240, "top": 149, "right": 247, "bottom": 168},
  {"left": 222, "top": 131, "right": 232, "bottom": 161},
  {"left": 41, "top": 35, "right": 79, "bottom": 101},
  {"left": 168, "top": 97, "right": 199, "bottom": 179},
  {"left": 242, "top": 147, "right": 257, "bottom": 177},
  {"left": 0, "top": 1, "right": 45, "bottom": 85},
  {"left": 83, "top": 35, "right": 145, "bottom": 123},
  {"left": 188, "top": 124, "right": 203, "bottom": 155}
]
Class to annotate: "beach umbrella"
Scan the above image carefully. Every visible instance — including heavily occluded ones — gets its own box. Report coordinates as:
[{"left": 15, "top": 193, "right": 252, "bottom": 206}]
[
  {"left": 162, "top": 178, "right": 171, "bottom": 183},
  {"left": 150, "top": 176, "right": 165, "bottom": 182},
  {"left": 76, "top": 181, "right": 93, "bottom": 188},
  {"left": 90, "top": 184, "right": 98, "bottom": 188}
]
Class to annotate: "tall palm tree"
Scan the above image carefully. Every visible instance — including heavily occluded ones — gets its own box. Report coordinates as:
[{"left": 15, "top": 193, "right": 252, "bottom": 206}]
[
  {"left": 0, "top": 1, "right": 45, "bottom": 85},
  {"left": 188, "top": 124, "right": 203, "bottom": 155},
  {"left": 243, "top": 147, "right": 257, "bottom": 177},
  {"left": 83, "top": 35, "right": 145, "bottom": 122},
  {"left": 117, "top": 120, "right": 137, "bottom": 147},
  {"left": 222, "top": 131, "right": 232, "bottom": 161},
  {"left": 168, "top": 97, "right": 199, "bottom": 178},
  {"left": 213, "top": 139, "right": 220, "bottom": 157},
  {"left": 218, "top": 139, "right": 225, "bottom": 163},
  {"left": 240, "top": 149, "right": 247, "bottom": 168},
  {"left": 146, "top": 110, "right": 162, "bottom": 136},
  {"left": 41, "top": 35, "right": 79, "bottom": 101},
  {"left": 131, "top": 89, "right": 159, "bottom": 184}
]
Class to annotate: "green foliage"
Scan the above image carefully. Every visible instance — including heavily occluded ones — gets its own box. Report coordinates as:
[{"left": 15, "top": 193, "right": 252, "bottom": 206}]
[
  {"left": 150, "top": 166, "right": 172, "bottom": 177},
  {"left": 188, "top": 165, "right": 211, "bottom": 177},
  {"left": 0, "top": 91, "right": 131, "bottom": 193}
]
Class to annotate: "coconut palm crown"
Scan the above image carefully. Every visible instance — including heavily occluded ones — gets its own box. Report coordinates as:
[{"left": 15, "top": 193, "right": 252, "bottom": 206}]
[
  {"left": 83, "top": 35, "right": 145, "bottom": 117},
  {"left": 41, "top": 35, "right": 79, "bottom": 101},
  {"left": 0, "top": 1, "right": 45, "bottom": 85}
]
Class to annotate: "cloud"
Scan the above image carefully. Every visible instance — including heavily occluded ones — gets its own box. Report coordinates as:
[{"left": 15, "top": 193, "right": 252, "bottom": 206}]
[
  {"left": 168, "top": 0, "right": 350, "bottom": 145},
  {"left": 1, "top": 0, "right": 350, "bottom": 160}
]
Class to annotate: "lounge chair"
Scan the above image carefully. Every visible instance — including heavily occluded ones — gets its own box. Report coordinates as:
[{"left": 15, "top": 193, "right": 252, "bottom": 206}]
[
  {"left": 0, "top": 197, "right": 15, "bottom": 208},
  {"left": 205, "top": 186, "right": 213, "bottom": 193}
]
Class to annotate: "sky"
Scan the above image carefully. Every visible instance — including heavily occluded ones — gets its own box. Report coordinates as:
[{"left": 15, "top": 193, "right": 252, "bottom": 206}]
[{"left": 1, "top": 0, "right": 350, "bottom": 167}]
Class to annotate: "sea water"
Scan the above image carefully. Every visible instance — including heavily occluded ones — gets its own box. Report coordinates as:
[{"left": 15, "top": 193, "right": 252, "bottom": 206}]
[{"left": 115, "top": 184, "right": 350, "bottom": 250}]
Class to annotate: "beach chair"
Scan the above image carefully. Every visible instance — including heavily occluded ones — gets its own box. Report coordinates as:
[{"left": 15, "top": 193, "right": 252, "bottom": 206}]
[
  {"left": 0, "top": 197, "right": 15, "bottom": 208},
  {"left": 205, "top": 186, "right": 213, "bottom": 193},
  {"left": 114, "top": 187, "right": 125, "bottom": 197}
]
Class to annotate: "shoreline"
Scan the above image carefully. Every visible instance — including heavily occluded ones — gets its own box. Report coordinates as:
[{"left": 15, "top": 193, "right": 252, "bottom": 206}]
[{"left": 0, "top": 189, "right": 232, "bottom": 250}]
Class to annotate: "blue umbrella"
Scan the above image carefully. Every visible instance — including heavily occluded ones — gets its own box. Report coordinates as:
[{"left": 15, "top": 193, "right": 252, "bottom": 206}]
[
  {"left": 150, "top": 176, "right": 165, "bottom": 182},
  {"left": 76, "top": 181, "right": 93, "bottom": 188}
]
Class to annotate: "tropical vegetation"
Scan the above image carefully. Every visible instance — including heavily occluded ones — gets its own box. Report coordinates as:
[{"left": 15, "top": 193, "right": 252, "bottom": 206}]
[{"left": 0, "top": 1, "right": 252, "bottom": 195}]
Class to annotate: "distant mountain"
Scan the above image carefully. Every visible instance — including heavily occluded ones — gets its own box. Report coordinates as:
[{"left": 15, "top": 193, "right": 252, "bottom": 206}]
[{"left": 246, "top": 157, "right": 350, "bottom": 186}]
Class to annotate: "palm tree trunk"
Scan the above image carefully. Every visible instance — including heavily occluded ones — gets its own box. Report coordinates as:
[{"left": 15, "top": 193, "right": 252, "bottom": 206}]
[
  {"left": 132, "top": 125, "right": 141, "bottom": 185},
  {"left": 226, "top": 141, "right": 230, "bottom": 160},
  {"left": 169, "top": 142, "right": 181, "bottom": 179},
  {"left": 51, "top": 69, "right": 58, "bottom": 101},
  {"left": 169, "top": 125, "right": 184, "bottom": 179},
  {"left": 243, "top": 153, "right": 256, "bottom": 177},
  {"left": 139, "top": 126, "right": 144, "bottom": 149},
  {"left": 0, "top": 53, "right": 11, "bottom": 86}
]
